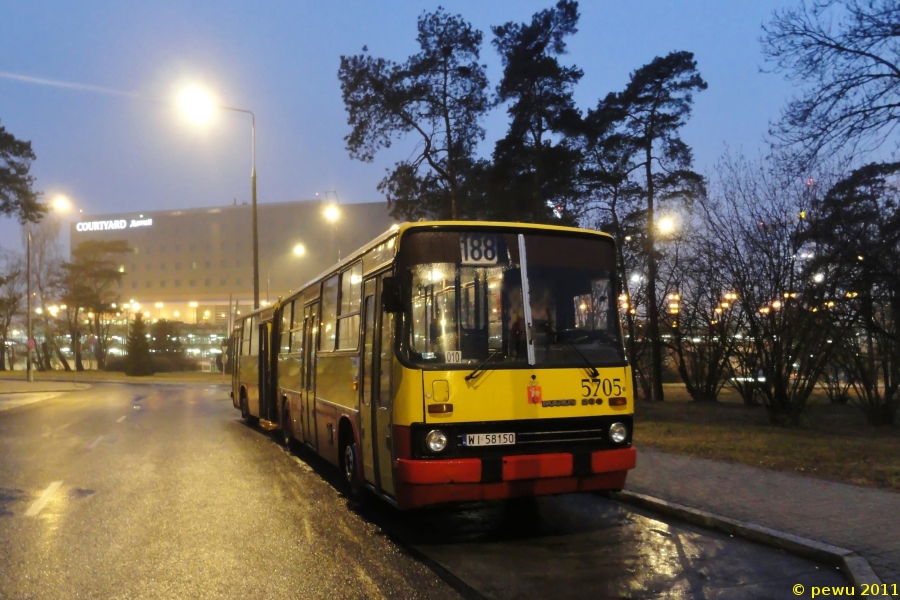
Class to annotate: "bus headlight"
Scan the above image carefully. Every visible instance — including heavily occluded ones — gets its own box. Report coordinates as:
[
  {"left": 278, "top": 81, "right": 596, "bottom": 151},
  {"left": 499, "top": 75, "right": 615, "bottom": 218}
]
[
  {"left": 425, "top": 429, "right": 448, "bottom": 453},
  {"left": 609, "top": 422, "right": 628, "bottom": 444}
]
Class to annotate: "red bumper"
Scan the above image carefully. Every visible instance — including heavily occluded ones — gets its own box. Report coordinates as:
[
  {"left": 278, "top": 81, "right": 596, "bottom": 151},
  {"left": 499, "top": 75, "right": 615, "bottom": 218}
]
[{"left": 394, "top": 447, "right": 636, "bottom": 509}]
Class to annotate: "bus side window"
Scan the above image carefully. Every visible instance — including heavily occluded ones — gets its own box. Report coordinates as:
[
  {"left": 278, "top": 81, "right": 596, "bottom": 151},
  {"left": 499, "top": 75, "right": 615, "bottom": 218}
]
[
  {"left": 249, "top": 316, "right": 259, "bottom": 357},
  {"left": 320, "top": 275, "right": 339, "bottom": 351},
  {"left": 378, "top": 312, "right": 393, "bottom": 408},
  {"left": 241, "top": 319, "right": 252, "bottom": 355},
  {"left": 362, "top": 293, "right": 375, "bottom": 406},
  {"left": 338, "top": 262, "right": 363, "bottom": 350},
  {"left": 280, "top": 301, "right": 293, "bottom": 354}
]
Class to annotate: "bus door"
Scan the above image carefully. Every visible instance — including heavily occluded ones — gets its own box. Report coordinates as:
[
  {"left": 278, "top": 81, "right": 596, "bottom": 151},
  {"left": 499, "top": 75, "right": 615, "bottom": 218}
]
[
  {"left": 359, "top": 280, "right": 377, "bottom": 484},
  {"left": 374, "top": 274, "right": 395, "bottom": 495},
  {"left": 257, "top": 321, "right": 270, "bottom": 421},
  {"left": 302, "top": 303, "right": 318, "bottom": 449}
]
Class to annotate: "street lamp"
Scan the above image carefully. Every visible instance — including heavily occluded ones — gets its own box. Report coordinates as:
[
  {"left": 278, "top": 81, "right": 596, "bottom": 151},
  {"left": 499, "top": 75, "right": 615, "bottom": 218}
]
[
  {"left": 657, "top": 216, "right": 676, "bottom": 235},
  {"left": 178, "top": 85, "right": 260, "bottom": 309}
]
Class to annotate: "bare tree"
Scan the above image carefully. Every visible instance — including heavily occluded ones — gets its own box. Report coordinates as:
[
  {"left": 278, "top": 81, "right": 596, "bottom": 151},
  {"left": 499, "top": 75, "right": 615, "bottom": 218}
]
[
  {"left": 0, "top": 252, "right": 24, "bottom": 371},
  {"left": 664, "top": 232, "right": 745, "bottom": 402},
  {"left": 704, "top": 154, "right": 844, "bottom": 425},
  {"left": 763, "top": 0, "right": 900, "bottom": 164},
  {"left": 22, "top": 216, "right": 66, "bottom": 370}
]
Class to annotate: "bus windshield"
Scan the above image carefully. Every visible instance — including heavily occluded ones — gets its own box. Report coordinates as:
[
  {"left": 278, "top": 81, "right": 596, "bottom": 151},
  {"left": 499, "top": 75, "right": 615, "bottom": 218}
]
[{"left": 397, "top": 230, "right": 624, "bottom": 369}]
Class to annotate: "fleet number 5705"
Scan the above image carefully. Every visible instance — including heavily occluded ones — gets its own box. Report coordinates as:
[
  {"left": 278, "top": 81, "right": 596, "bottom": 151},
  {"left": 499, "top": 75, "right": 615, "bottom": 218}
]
[{"left": 581, "top": 378, "right": 624, "bottom": 397}]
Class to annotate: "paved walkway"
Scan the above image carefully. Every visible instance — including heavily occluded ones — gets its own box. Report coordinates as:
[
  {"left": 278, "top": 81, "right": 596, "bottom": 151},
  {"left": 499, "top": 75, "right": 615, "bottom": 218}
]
[{"left": 628, "top": 449, "right": 900, "bottom": 582}]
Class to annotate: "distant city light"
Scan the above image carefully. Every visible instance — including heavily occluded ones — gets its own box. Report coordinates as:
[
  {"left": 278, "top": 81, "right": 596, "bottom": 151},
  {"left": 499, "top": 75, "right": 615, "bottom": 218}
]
[{"left": 813, "top": 273, "right": 825, "bottom": 283}]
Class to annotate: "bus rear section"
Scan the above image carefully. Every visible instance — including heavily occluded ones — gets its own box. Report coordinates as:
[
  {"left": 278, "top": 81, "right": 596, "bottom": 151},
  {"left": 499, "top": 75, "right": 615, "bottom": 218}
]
[{"left": 388, "top": 225, "right": 636, "bottom": 509}]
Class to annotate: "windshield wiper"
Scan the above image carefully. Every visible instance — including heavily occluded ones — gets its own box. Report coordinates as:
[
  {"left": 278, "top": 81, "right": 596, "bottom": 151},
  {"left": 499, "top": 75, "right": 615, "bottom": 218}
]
[
  {"left": 465, "top": 352, "right": 502, "bottom": 381},
  {"left": 563, "top": 343, "right": 599, "bottom": 378}
]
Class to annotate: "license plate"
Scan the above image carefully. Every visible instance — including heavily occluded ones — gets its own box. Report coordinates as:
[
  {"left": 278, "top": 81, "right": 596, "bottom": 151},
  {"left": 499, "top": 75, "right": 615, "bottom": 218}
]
[{"left": 462, "top": 433, "right": 516, "bottom": 447}]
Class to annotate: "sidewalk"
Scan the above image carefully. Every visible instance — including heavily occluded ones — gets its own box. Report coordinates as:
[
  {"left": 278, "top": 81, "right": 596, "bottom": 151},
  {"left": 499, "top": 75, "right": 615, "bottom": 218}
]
[
  {"left": 0, "top": 380, "right": 91, "bottom": 394},
  {"left": 628, "top": 448, "right": 900, "bottom": 582}
]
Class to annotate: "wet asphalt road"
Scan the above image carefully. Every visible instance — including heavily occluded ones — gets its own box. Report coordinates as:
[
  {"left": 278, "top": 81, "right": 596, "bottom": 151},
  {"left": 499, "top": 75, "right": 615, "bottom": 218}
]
[{"left": 0, "top": 383, "right": 845, "bottom": 599}]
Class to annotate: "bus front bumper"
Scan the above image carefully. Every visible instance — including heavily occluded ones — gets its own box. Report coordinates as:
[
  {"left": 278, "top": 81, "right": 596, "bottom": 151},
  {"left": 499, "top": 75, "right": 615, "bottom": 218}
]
[{"left": 394, "top": 446, "right": 636, "bottom": 509}]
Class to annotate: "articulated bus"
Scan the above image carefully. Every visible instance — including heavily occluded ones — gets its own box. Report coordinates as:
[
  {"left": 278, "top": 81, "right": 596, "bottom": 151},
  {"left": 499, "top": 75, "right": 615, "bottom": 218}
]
[{"left": 232, "top": 222, "right": 636, "bottom": 509}]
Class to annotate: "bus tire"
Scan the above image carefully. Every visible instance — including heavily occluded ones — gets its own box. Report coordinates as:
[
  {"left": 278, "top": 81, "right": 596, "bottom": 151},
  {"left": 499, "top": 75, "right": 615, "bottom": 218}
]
[
  {"left": 340, "top": 434, "right": 364, "bottom": 502},
  {"left": 281, "top": 400, "right": 294, "bottom": 449},
  {"left": 240, "top": 391, "right": 250, "bottom": 420},
  {"left": 240, "top": 390, "right": 259, "bottom": 426}
]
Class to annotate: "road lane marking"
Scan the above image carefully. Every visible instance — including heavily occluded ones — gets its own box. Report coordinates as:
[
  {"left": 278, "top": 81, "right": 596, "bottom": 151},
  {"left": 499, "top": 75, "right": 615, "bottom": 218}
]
[
  {"left": 116, "top": 416, "right": 126, "bottom": 423},
  {"left": 25, "top": 481, "right": 63, "bottom": 517},
  {"left": 87, "top": 435, "right": 104, "bottom": 448},
  {"left": 0, "top": 392, "right": 63, "bottom": 412},
  {"left": 354, "top": 564, "right": 386, "bottom": 600}
]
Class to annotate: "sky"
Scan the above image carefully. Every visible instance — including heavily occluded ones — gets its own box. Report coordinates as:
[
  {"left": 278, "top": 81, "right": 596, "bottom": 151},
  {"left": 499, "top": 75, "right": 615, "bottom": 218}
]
[{"left": 0, "top": 0, "right": 799, "bottom": 253}]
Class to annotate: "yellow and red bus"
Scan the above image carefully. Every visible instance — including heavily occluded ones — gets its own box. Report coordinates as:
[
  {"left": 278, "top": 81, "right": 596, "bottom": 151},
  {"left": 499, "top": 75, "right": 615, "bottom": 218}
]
[{"left": 232, "top": 221, "right": 635, "bottom": 509}]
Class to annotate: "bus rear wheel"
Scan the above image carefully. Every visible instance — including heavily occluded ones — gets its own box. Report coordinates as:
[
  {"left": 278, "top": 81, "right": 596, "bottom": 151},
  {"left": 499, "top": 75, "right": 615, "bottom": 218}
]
[
  {"left": 240, "top": 393, "right": 258, "bottom": 426},
  {"left": 341, "top": 439, "right": 364, "bottom": 502}
]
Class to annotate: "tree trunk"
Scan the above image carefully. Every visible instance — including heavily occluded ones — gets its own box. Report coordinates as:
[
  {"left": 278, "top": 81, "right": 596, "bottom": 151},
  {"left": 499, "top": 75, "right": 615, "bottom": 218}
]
[
  {"left": 54, "top": 344, "right": 71, "bottom": 372},
  {"left": 645, "top": 142, "right": 665, "bottom": 401},
  {"left": 73, "top": 331, "right": 84, "bottom": 372},
  {"left": 41, "top": 341, "right": 52, "bottom": 370}
]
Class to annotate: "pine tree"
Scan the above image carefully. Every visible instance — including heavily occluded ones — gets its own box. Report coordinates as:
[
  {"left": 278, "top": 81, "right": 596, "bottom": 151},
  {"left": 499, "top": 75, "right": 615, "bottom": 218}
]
[{"left": 125, "top": 313, "right": 154, "bottom": 376}]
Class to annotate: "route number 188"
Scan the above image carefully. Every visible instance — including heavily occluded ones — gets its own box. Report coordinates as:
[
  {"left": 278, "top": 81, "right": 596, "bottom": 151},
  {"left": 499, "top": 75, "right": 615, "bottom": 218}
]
[{"left": 460, "top": 234, "right": 499, "bottom": 265}]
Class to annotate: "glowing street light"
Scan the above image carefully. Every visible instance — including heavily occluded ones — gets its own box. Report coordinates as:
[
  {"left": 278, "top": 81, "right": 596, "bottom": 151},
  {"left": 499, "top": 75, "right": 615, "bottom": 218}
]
[
  {"left": 52, "top": 195, "right": 72, "bottom": 212},
  {"left": 178, "top": 86, "right": 217, "bottom": 124},
  {"left": 657, "top": 216, "right": 676, "bottom": 235},
  {"left": 323, "top": 204, "right": 340, "bottom": 223},
  {"left": 293, "top": 243, "right": 306, "bottom": 256}
]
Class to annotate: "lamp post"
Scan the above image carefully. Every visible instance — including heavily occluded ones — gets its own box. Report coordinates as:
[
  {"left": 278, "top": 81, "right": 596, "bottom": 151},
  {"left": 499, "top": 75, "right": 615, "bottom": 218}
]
[
  {"left": 26, "top": 224, "right": 33, "bottom": 381},
  {"left": 178, "top": 87, "right": 260, "bottom": 309}
]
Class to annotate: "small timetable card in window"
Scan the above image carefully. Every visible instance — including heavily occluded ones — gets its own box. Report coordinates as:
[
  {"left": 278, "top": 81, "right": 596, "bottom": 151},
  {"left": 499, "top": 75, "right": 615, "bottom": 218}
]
[{"left": 460, "top": 234, "right": 500, "bottom": 265}]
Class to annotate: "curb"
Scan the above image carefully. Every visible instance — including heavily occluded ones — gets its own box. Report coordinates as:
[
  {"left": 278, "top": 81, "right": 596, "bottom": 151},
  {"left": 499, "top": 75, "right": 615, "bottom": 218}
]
[
  {"left": 0, "top": 377, "right": 228, "bottom": 387},
  {"left": 0, "top": 383, "right": 92, "bottom": 394},
  {"left": 611, "top": 490, "right": 882, "bottom": 592}
]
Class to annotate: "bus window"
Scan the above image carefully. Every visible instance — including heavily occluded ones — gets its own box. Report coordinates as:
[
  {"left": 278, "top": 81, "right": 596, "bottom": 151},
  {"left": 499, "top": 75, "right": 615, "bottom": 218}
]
[
  {"left": 379, "top": 312, "right": 393, "bottom": 408},
  {"left": 280, "top": 301, "right": 293, "bottom": 354},
  {"left": 337, "top": 263, "right": 362, "bottom": 350},
  {"left": 319, "top": 275, "right": 339, "bottom": 351},
  {"left": 241, "top": 319, "right": 252, "bottom": 355},
  {"left": 398, "top": 230, "right": 623, "bottom": 368},
  {"left": 249, "top": 316, "right": 259, "bottom": 357}
]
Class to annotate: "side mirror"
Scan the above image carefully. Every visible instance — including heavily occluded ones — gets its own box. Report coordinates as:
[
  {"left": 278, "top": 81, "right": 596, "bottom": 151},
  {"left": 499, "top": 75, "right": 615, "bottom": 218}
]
[{"left": 381, "top": 276, "right": 403, "bottom": 313}]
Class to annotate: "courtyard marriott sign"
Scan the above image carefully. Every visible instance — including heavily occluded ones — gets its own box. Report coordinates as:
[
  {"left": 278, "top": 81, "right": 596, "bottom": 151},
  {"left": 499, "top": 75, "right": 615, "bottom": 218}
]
[{"left": 75, "top": 218, "right": 153, "bottom": 232}]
